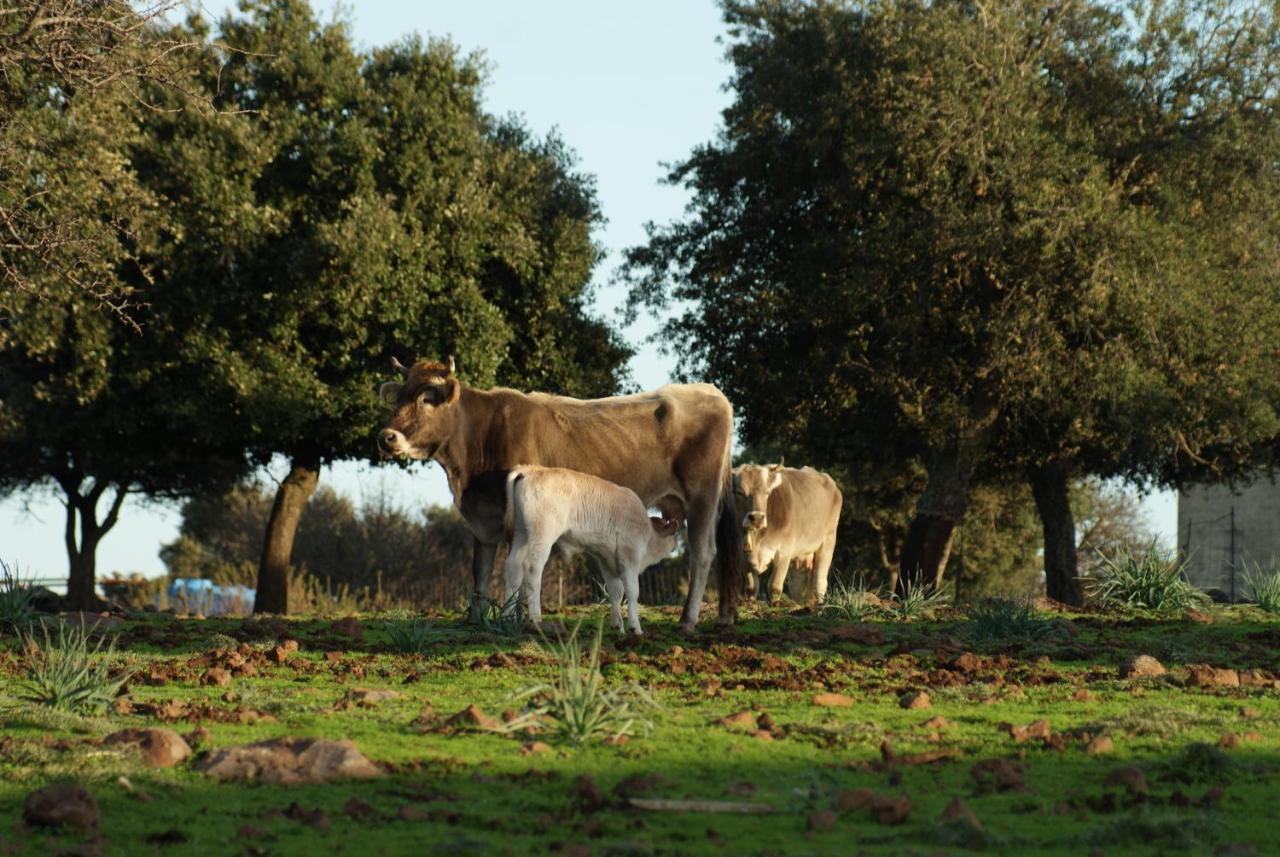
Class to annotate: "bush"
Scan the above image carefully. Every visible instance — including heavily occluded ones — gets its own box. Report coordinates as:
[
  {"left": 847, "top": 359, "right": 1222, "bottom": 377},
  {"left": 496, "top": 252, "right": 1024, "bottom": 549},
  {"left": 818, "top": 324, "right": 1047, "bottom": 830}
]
[
  {"left": 894, "top": 576, "right": 950, "bottom": 620},
  {"left": 511, "top": 619, "right": 656, "bottom": 746},
  {"left": 1089, "top": 544, "right": 1208, "bottom": 612},
  {"left": 0, "top": 559, "right": 36, "bottom": 632},
  {"left": 1242, "top": 563, "right": 1280, "bottom": 613},
  {"left": 16, "top": 620, "right": 129, "bottom": 714},
  {"left": 822, "top": 574, "right": 881, "bottom": 622},
  {"left": 965, "top": 597, "right": 1066, "bottom": 644}
]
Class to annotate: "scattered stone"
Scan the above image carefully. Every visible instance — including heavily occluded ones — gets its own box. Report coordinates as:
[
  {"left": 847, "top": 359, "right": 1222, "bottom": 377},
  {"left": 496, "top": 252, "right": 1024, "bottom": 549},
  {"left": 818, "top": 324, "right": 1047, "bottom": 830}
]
[
  {"left": 1119, "top": 655, "right": 1165, "bottom": 679},
  {"left": 940, "top": 797, "right": 981, "bottom": 830},
  {"left": 719, "top": 711, "right": 757, "bottom": 730},
  {"left": 521, "top": 742, "right": 553, "bottom": 755},
  {"left": 184, "top": 726, "right": 213, "bottom": 749},
  {"left": 1043, "top": 733, "right": 1067, "bottom": 752},
  {"left": 753, "top": 730, "right": 774, "bottom": 742},
  {"left": 830, "top": 624, "right": 885, "bottom": 645},
  {"left": 869, "top": 795, "right": 912, "bottom": 825},
  {"left": 23, "top": 784, "right": 99, "bottom": 832},
  {"left": 899, "top": 690, "right": 931, "bottom": 710},
  {"left": 344, "top": 796, "right": 378, "bottom": 820},
  {"left": 921, "top": 715, "right": 955, "bottom": 730},
  {"left": 331, "top": 617, "right": 363, "bottom": 638},
  {"left": 346, "top": 688, "right": 402, "bottom": 705},
  {"left": 397, "top": 804, "right": 427, "bottom": 822},
  {"left": 1005, "top": 720, "right": 1051, "bottom": 743},
  {"left": 282, "top": 639, "right": 300, "bottom": 653},
  {"left": 104, "top": 728, "right": 191, "bottom": 768},
  {"left": 285, "top": 802, "right": 331, "bottom": 830},
  {"left": 1218, "top": 732, "right": 1241, "bottom": 749},
  {"left": 201, "top": 667, "right": 231, "bottom": 687},
  {"left": 836, "top": 788, "right": 874, "bottom": 812},
  {"left": 1073, "top": 688, "right": 1096, "bottom": 702},
  {"left": 757, "top": 712, "right": 778, "bottom": 732},
  {"left": 971, "top": 759, "right": 1025, "bottom": 792},
  {"left": 1104, "top": 766, "right": 1149, "bottom": 794},
  {"left": 1184, "top": 609, "right": 1214, "bottom": 624},
  {"left": 1085, "top": 735, "right": 1115, "bottom": 756},
  {"left": 572, "top": 775, "right": 607, "bottom": 813},
  {"left": 807, "top": 809, "right": 838, "bottom": 832},
  {"left": 198, "top": 737, "right": 382, "bottom": 784},
  {"left": 950, "top": 652, "right": 980, "bottom": 673},
  {"left": 1187, "top": 665, "right": 1240, "bottom": 689},
  {"left": 446, "top": 704, "right": 503, "bottom": 732},
  {"left": 811, "top": 693, "right": 854, "bottom": 708}
]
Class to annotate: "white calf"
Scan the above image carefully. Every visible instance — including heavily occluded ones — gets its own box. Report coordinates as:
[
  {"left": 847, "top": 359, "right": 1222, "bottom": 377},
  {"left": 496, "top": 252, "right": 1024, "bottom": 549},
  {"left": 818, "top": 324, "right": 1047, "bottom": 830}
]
[{"left": 504, "top": 465, "right": 679, "bottom": 634}]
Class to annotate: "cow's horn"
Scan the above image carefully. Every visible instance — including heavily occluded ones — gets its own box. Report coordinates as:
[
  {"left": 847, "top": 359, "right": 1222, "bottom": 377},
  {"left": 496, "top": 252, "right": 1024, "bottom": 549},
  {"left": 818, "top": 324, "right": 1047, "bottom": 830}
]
[
  {"left": 447, "top": 354, "right": 456, "bottom": 374},
  {"left": 390, "top": 356, "right": 410, "bottom": 379}
]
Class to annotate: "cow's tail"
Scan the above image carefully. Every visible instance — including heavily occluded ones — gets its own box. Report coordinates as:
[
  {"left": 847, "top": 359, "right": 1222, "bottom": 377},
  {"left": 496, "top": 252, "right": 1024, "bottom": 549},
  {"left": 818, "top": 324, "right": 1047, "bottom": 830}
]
[
  {"left": 503, "top": 469, "right": 526, "bottom": 545},
  {"left": 715, "top": 465, "right": 742, "bottom": 625}
]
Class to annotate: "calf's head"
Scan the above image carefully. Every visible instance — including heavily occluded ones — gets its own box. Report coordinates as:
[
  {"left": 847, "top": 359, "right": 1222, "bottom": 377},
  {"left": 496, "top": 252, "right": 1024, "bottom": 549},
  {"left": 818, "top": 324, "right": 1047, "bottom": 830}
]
[
  {"left": 644, "top": 514, "right": 681, "bottom": 567},
  {"left": 377, "top": 356, "right": 461, "bottom": 461},
  {"left": 733, "top": 461, "right": 785, "bottom": 551}
]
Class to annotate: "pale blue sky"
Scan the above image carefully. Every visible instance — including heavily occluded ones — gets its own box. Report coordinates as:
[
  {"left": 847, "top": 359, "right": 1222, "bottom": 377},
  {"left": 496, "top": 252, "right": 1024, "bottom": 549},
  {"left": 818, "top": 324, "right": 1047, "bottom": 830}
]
[{"left": 0, "top": 0, "right": 1176, "bottom": 583}]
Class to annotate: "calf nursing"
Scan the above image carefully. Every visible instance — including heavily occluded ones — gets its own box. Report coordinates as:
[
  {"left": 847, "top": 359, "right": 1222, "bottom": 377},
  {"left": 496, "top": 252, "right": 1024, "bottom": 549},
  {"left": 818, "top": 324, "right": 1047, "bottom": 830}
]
[{"left": 504, "top": 465, "right": 678, "bottom": 634}]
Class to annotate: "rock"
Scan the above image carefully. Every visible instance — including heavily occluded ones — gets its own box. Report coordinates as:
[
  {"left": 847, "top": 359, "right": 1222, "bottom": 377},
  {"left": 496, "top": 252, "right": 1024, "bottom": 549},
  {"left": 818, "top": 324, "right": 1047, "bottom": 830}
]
[
  {"left": 753, "top": 729, "right": 774, "bottom": 742},
  {"left": 920, "top": 715, "right": 955, "bottom": 730},
  {"left": 950, "top": 652, "right": 980, "bottom": 673},
  {"left": 184, "top": 726, "right": 213, "bottom": 749},
  {"left": 718, "top": 710, "right": 757, "bottom": 730},
  {"left": 836, "top": 788, "right": 874, "bottom": 812},
  {"left": 104, "top": 728, "right": 192, "bottom": 768},
  {"left": 807, "top": 809, "right": 838, "bottom": 832},
  {"left": 198, "top": 737, "right": 382, "bottom": 784},
  {"left": 346, "top": 687, "right": 402, "bottom": 704},
  {"left": 1218, "top": 732, "right": 1241, "bottom": 749},
  {"left": 1119, "top": 655, "right": 1165, "bottom": 679},
  {"left": 899, "top": 690, "right": 931, "bottom": 710},
  {"left": 869, "top": 795, "right": 912, "bottom": 825},
  {"left": 1187, "top": 664, "right": 1240, "bottom": 688},
  {"left": 23, "top": 784, "right": 99, "bottom": 832},
  {"left": 331, "top": 617, "right": 363, "bottom": 638},
  {"left": 1006, "top": 719, "right": 1051, "bottom": 743},
  {"left": 811, "top": 693, "right": 854, "bottom": 708},
  {"left": 343, "top": 796, "right": 378, "bottom": 820},
  {"left": 940, "top": 797, "right": 981, "bottom": 829},
  {"left": 830, "top": 624, "right": 886, "bottom": 645},
  {"left": 1073, "top": 688, "right": 1096, "bottom": 701},
  {"left": 521, "top": 741, "right": 553, "bottom": 755},
  {"left": 1085, "top": 735, "right": 1115, "bottom": 756},
  {"left": 1104, "top": 766, "right": 1149, "bottom": 794},
  {"left": 201, "top": 667, "right": 231, "bottom": 687},
  {"left": 446, "top": 704, "right": 503, "bottom": 731},
  {"left": 971, "top": 759, "right": 1025, "bottom": 792},
  {"left": 282, "top": 639, "right": 300, "bottom": 652}
]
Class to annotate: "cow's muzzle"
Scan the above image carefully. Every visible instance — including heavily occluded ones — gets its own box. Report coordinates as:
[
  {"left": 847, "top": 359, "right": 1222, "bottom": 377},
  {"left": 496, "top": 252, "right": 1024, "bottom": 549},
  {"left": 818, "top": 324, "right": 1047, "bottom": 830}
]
[{"left": 379, "top": 428, "right": 408, "bottom": 457}]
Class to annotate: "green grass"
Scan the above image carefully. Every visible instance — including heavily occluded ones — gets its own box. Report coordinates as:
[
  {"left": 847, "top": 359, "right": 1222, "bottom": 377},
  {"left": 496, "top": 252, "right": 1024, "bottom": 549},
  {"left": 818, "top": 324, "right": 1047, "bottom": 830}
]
[
  {"left": 1243, "top": 562, "right": 1280, "bottom": 613},
  {"left": 1089, "top": 544, "right": 1210, "bottom": 612},
  {"left": 12, "top": 620, "right": 129, "bottom": 714},
  {"left": 2, "top": 603, "right": 1279, "bottom": 855},
  {"left": 0, "top": 558, "right": 37, "bottom": 632},
  {"left": 965, "top": 597, "right": 1067, "bottom": 644},
  {"left": 821, "top": 574, "right": 880, "bottom": 622}
]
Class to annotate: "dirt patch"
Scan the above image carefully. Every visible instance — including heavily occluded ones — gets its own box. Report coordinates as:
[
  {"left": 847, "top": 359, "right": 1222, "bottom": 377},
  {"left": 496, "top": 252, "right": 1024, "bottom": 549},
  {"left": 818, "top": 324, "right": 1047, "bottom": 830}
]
[
  {"left": 198, "top": 737, "right": 383, "bottom": 784},
  {"left": 23, "top": 784, "right": 99, "bottom": 832},
  {"left": 104, "top": 728, "right": 192, "bottom": 768}
]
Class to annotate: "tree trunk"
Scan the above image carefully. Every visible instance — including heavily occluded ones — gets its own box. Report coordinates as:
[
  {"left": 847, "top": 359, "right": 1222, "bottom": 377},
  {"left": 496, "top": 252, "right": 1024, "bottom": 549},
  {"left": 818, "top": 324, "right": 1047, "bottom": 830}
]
[
  {"left": 59, "top": 476, "right": 127, "bottom": 610},
  {"left": 1029, "top": 461, "right": 1083, "bottom": 606},
  {"left": 254, "top": 458, "right": 320, "bottom": 615},
  {"left": 898, "top": 436, "right": 988, "bottom": 596}
]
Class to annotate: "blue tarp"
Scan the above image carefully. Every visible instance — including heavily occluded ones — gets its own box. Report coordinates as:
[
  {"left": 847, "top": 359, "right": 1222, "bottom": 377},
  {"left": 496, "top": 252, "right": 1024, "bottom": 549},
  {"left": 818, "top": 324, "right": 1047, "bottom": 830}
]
[{"left": 168, "top": 578, "right": 255, "bottom": 616}]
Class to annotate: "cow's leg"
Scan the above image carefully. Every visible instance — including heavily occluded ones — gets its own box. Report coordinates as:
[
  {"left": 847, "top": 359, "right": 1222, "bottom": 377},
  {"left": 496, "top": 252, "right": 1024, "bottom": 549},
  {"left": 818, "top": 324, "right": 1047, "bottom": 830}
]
[
  {"left": 605, "top": 575, "right": 625, "bottom": 633},
  {"left": 624, "top": 567, "right": 643, "bottom": 635},
  {"left": 502, "top": 536, "right": 527, "bottom": 617},
  {"left": 469, "top": 538, "right": 499, "bottom": 623},
  {"left": 678, "top": 499, "right": 717, "bottom": 633},
  {"left": 812, "top": 536, "right": 837, "bottom": 605},
  {"left": 744, "top": 568, "right": 759, "bottom": 601},
  {"left": 768, "top": 554, "right": 793, "bottom": 604}
]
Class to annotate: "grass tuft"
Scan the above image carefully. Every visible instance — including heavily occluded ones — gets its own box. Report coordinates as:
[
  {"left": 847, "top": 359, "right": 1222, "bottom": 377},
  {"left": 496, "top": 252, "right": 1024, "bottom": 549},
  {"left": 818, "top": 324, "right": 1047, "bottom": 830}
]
[
  {"left": 894, "top": 576, "right": 949, "bottom": 620},
  {"left": 0, "top": 559, "right": 37, "bottom": 632},
  {"left": 964, "top": 597, "right": 1066, "bottom": 644},
  {"left": 385, "top": 618, "right": 442, "bottom": 654},
  {"left": 1088, "top": 544, "right": 1208, "bottom": 612},
  {"left": 821, "top": 575, "right": 880, "bottom": 622},
  {"left": 511, "top": 618, "right": 656, "bottom": 746},
  {"left": 467, "top": 592, "right": 527, "bottom": 636},
  {"left": 1242, "top": 562, "right": 1280, "bottom": 613},
  {"left": 14, "top": 620, "right": 130, "bottom": 714}
]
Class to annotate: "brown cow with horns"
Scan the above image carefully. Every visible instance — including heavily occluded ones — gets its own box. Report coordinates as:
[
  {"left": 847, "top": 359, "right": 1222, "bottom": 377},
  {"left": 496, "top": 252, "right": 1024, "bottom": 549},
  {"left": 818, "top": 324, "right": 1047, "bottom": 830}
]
[{"left": 377, "top": 357, "right": 742, "bottom": 630}]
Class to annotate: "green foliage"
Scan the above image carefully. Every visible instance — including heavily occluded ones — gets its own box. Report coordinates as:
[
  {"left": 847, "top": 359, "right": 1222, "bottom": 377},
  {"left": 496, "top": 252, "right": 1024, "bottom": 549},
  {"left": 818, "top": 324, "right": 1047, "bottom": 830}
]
[
  {"left": 893, "top": 577, "right": 949, "bottom": 621},
  {"left": 1089, "top": 545, "right": 1209, "bottom": 612},
  {"left": 15, "top": 621, "right": 129, "bottom": 715},
  {"left": 469, "top": 592, "right": 527, "bottom": 637},
  {"left": 964, "top": 598, "right": 1065, "bottom": 645},
  {"left": 1154, "top": 742, "right": 1237, "bottom": 785},
  {"left": 512, "top": 619, "right": 656, "bottom": 746},
  {"left": 1242, "top": 563, "right": 1280, "bottom": 613},
  {"left": 0, "top": 559, "right": 36, "bottom": 632},
  {"left": 385, "top": 619, "right": 443, "bottom": 655},
  {"left": 821, "top": 575, "right": 880, "bottom": 622}
]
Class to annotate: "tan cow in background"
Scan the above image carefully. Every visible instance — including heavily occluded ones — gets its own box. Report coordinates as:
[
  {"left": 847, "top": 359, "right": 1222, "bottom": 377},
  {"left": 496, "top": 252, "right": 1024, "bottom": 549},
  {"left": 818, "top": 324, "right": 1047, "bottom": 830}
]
[
  {"left": 378, "top": 358, "right": 742, "bottom": 631},
  {"left": 733, "top": 461, "right": 842, "bottom": 603}
]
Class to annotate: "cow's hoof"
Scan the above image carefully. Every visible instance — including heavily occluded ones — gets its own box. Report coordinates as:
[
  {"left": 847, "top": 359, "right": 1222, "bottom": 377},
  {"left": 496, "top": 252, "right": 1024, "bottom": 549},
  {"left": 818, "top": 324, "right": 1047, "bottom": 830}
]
[{"left": 675, "top": 622, "right": 698, "bottom": 636}]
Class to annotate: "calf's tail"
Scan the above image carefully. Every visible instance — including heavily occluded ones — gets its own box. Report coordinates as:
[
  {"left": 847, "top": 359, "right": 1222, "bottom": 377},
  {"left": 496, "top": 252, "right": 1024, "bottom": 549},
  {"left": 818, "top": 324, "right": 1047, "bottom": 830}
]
[
  {"left": 715, "top": 469, "right": 742, "bottom": 625},
  {"left": 503, "top": 469, "right": 526, "bottom": 544}
]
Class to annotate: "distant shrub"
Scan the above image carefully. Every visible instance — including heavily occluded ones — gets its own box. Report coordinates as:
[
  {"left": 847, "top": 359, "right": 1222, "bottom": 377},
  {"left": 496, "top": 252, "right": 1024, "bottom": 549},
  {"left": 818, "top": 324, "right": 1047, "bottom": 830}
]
[
  {"left": 965, "top": 597, "right": 1066, "bottom": 643},
  {"left": 1089, "top": 544, "right": 1208, "bottom": 612},
  {"left": 0, "top": 559, "right": 37, "bottom": 632},
  {"left": 1242, "top": 563, "right": 1280, "bottom": 613}
]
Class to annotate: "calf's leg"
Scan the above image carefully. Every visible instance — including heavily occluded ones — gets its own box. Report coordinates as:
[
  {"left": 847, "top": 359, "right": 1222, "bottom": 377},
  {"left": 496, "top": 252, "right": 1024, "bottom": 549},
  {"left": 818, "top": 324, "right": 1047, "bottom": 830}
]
[
  {"left": 605, "top": 575, "right": 625, "bottom": 632},
  {"left": 624, "top": 567, "right": 643, "bottom": 635}
]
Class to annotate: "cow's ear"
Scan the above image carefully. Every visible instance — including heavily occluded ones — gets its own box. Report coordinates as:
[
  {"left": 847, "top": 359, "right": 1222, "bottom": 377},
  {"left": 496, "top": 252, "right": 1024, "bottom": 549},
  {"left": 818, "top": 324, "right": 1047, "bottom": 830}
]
[
  {"left": 379, "top": 381, "right": 402, "bottom": 407},
  {"left": 443, "top": 377, "right": 461, "bottom": 406}
]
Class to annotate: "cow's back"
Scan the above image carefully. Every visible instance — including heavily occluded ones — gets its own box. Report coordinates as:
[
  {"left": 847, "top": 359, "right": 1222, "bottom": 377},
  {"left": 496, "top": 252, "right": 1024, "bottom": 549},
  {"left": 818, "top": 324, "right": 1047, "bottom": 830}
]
[{"left": 759, "top": 467, "right": 842, "bottom": 555}]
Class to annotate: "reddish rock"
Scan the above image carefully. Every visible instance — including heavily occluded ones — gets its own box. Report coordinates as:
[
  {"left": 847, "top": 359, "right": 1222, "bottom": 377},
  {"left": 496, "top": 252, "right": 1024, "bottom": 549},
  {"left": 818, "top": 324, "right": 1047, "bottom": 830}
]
[
  {"left": 1218, "top": 732, "right": 1241, "bottom": 749},
  {"left": 811, "top": 693, "right": 854, "bottom": 708},
  {"left": 1187, "top": 665, "right": 1240, "bottom": 688},
  {"left": 807, "top": 809, "right": 838, "bottom": 832},
  {"left": 1073, "top": 688, "right": 1096, "bottom": 702},
  {"left": 521, "top": 741, "right": 553, "bottom": 755},
  {"left": 1104, "top": 766, "right": 1149, "bottom": 794},
  {"left": 836, "top": 788, "right": 874, "bottom": 812},
  {"left": 971, "top": 759, "right": 1025, "bottom": 792},
  {"left": 104, "top": 728, "right": 192, "bottom": 768},
  {"left": 1085, "top": 735, "right": 1115, "bottom": 756},
  {"left": 950, "top": 652, "right": 980, "bottom": 673},
  {"left": 830, "top": 624, "right": 885, "bottom": 645},
  {"left": 899, "top": 690, "right": 931, "bottom": 710},
  {"left": 198, "top": 737, "right": 382, "bottom": 784},
  {"left": 1007, "top": 720, "right": 1051, "bottom": 743},
  {"left": 23, "top": 784, "right": 99, "bottom": 832},
  {"left": 869, "top": 795, "right": 912, "bottom": 825},
  {"left": 1119, "top": 655, "right": 1165, "bottom": 679},
  {"left": 718, "top": 710, "right": 757, "bottom": 730},
  {"left": 940, "top": 797, "right": 981, "bottom": 829},
  {"left": 921, "top": 715, "right": 955, "bottom": 730},
  {"left": 331, "top": 617, "right": 363, "bottom": 638},
  {"left": 447, "top": 704, "right": 503, "bottom": 731}
]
